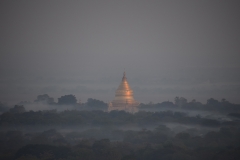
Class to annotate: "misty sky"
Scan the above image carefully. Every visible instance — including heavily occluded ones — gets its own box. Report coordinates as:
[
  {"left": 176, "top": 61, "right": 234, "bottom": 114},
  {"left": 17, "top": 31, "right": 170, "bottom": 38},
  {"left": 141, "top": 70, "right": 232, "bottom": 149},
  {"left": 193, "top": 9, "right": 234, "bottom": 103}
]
[{"left": 0, "top": 0, "right": 240, "bottom": 105}]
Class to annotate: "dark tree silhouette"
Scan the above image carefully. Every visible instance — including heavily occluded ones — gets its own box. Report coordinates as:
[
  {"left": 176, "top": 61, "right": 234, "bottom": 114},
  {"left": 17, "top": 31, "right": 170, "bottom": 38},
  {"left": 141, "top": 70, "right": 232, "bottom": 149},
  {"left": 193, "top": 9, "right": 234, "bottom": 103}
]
[
  {"left": 174, "top": 97, "right": 187, "bottom": 107},
  {"left": 9, "top": 105, "right": 26, "bottom": 114},
  {"left": 58, "top": 95, "right": 77, "bottom": 105},
  {"left": 86, "top": 98, "right": 108, "bottom": 109},
  {"left": 207, "top": 98, "right": 219, "bottom": 106},
  {"left": 34, "top": 94, "right": 54, "bottom": 104}
]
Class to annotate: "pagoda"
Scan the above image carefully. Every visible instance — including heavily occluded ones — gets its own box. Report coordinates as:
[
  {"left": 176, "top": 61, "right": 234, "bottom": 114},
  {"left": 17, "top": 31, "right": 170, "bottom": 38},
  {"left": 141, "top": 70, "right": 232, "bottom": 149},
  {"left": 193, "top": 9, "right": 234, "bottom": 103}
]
[{"left": 108, "top": 72, "right": 139, "bottom": 112}]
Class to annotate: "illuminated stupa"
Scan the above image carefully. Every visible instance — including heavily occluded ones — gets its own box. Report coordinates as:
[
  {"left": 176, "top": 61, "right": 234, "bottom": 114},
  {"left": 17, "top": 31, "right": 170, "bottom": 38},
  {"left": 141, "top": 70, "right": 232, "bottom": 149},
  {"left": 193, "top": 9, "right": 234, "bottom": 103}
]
[{"left": 108, "top": 72, "right": 139, "bottom": 112}]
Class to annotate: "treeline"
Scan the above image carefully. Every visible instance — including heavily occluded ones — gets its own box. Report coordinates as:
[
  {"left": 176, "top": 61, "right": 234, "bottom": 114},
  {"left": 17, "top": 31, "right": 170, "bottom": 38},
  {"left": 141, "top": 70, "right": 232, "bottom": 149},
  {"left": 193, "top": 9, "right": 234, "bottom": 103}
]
[
  {"left": 33, "top": 94, "right": 107, "bottom": 110},
  {"left": 0, "top": 94, "right": 108, "bottom": 113},
  {"left": 140, "top": 97, "right": 240, "bottom": 113},
  {"left": 1, "top": 126, "right": 240, "bottom": 160},
  {"left": 2, "top": 94, "right": 240, "bottom": 113},
  {"left": 0, "top": 110, "right": 238, "bottom": 128}
]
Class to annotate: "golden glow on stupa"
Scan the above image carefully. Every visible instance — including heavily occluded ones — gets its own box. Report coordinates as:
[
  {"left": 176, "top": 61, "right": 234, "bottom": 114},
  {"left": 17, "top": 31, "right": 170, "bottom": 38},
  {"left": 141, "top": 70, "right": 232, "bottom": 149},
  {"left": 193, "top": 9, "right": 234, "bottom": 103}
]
[{"left": 108, "top": 72, "right": 139, "bottom": 112}]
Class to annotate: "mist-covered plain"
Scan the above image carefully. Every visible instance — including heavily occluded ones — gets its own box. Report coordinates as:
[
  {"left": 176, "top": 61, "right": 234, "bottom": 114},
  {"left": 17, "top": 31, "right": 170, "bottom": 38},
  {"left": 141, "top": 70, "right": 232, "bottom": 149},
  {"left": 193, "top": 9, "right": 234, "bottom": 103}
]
[{"left": 1, "top": 95, "right": 240, "bottom": 159}]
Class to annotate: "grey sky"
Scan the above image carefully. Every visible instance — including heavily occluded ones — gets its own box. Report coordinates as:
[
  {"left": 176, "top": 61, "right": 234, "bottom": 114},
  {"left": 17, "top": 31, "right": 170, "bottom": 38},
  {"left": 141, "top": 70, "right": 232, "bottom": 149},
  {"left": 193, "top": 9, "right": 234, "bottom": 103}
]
[{"left": 0, "top": 0, "right": 240, "bottom": 105}]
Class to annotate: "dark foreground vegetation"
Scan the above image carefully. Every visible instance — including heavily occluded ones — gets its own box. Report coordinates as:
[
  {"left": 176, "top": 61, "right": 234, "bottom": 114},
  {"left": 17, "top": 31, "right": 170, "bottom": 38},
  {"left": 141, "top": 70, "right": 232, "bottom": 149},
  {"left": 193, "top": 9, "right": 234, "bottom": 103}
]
[
  {"left": 0, "top": 109, "right": 240, "bottom": 160},
  {"left": 1, "top": 95, "right": 240, "bottom": 159},
  {"left": 0, "top": 126, "right": 239, "bottom": 160}
]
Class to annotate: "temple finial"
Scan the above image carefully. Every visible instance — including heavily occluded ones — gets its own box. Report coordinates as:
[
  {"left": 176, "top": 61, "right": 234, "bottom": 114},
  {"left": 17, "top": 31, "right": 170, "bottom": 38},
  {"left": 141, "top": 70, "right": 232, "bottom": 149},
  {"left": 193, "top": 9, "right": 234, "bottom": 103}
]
[{"left": 122, "top": 71, "right": 126, "bottom": 81}]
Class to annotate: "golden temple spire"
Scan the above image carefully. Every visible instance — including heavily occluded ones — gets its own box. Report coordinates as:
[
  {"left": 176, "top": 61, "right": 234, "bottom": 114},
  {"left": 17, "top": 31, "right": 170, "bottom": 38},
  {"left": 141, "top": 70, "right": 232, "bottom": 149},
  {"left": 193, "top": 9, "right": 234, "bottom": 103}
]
[{"left": 108, "top": 72, "right": 139, "bottom": 112}]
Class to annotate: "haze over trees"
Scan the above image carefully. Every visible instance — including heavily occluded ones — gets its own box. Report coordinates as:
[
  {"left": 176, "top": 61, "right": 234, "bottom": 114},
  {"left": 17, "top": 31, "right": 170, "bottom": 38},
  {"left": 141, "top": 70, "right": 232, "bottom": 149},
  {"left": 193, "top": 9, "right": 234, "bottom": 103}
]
[
  {"left": 1, "top": 95, "right": 240, "bottom": 159},
  {"left": 0, "top": 108, "right": 240, "bottom": 159},
  {"left": 0, "top": 102, "right": 8, "bottom": 113}
]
